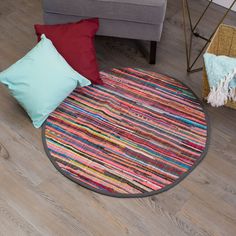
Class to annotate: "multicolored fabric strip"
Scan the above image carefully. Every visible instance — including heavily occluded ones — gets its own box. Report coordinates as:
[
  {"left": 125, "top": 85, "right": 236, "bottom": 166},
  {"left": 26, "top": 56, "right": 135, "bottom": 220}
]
[{"left": 43, "top": 68, "right": 209, "bottom": 197}]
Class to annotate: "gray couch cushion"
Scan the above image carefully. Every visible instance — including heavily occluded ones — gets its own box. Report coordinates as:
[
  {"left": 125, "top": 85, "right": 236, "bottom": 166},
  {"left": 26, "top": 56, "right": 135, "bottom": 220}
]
[
  {"left": 44, "top": 12, "right": 164, "bottom": 41},
  {"left": 43, "top": 0, "right": 167, "bottom": 25}
]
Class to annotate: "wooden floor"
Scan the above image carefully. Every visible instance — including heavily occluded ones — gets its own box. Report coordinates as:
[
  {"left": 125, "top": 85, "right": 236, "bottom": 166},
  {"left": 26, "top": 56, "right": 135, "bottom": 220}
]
[{"left": 0, "top": 0, "right": 236, "bottom": 235}]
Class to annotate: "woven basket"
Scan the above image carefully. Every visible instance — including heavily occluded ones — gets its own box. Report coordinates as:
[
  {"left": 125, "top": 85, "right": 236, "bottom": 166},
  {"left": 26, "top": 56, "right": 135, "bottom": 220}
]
[{"left": 202, "top": 24, "right": 236, "bottom": 109}]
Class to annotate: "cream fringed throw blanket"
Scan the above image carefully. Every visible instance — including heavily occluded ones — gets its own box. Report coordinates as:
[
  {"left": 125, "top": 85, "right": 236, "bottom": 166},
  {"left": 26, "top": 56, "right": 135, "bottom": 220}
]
[{"left": 203, "top": 53, "right": 236, "bottom": 107}]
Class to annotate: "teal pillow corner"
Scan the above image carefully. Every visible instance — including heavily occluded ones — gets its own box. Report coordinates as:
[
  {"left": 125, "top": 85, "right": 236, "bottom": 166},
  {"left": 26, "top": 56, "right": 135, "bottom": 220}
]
[{"left": 0, "top": 34, "right": 91, "bottom": 128}]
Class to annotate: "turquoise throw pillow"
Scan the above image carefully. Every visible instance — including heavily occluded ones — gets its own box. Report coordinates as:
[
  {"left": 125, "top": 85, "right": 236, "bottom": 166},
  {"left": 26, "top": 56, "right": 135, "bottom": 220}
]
[{"left": 0, "top": 34, "right": 91, "bottom": 128}]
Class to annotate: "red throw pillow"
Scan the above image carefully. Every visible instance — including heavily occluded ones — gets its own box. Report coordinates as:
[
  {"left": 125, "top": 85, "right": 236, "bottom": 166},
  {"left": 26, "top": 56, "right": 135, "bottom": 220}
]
[{"left": 34, "top": 18, "right": 102, "bottom": 85}]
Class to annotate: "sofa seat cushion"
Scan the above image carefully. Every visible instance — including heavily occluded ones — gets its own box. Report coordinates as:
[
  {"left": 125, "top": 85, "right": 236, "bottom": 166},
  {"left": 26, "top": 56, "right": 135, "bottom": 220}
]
[{"left": 43, "top": 0, "right": 167, "bottom": 25}]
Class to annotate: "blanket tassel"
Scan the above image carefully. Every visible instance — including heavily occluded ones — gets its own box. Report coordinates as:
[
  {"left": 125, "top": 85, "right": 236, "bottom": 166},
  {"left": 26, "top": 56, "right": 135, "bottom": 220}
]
[{"left": 207, "top": 68, "right": 236, "bottom": 107}]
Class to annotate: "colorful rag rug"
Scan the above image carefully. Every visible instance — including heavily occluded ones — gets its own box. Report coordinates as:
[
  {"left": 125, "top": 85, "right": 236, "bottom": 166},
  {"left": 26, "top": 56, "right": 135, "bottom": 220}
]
[{"left": 42, "top": 68, "right": 209, "bottom": 198}]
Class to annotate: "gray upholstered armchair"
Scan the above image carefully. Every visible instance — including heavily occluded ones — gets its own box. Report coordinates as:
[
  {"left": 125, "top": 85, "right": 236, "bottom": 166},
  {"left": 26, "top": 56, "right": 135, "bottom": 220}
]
[{"left": 42, "top": 0, "right": 167, "bottom": 64}]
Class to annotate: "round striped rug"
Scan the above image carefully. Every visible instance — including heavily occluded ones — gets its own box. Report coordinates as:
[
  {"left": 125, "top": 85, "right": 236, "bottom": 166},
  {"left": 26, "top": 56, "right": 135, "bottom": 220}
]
[{"left": 42, "top": 68, "right": 209, "bottom": 198}]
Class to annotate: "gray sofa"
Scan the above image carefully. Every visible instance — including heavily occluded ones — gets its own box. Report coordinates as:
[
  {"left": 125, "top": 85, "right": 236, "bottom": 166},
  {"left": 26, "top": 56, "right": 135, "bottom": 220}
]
[{"left": 42, "top": 0, "right": 167, "bottom": 64}]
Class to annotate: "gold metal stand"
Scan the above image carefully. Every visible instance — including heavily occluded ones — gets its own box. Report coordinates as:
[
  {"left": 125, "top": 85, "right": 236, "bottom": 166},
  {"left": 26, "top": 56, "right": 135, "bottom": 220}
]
[{"left": 182, "top": 0, "right": 236, "bottom": 73}]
